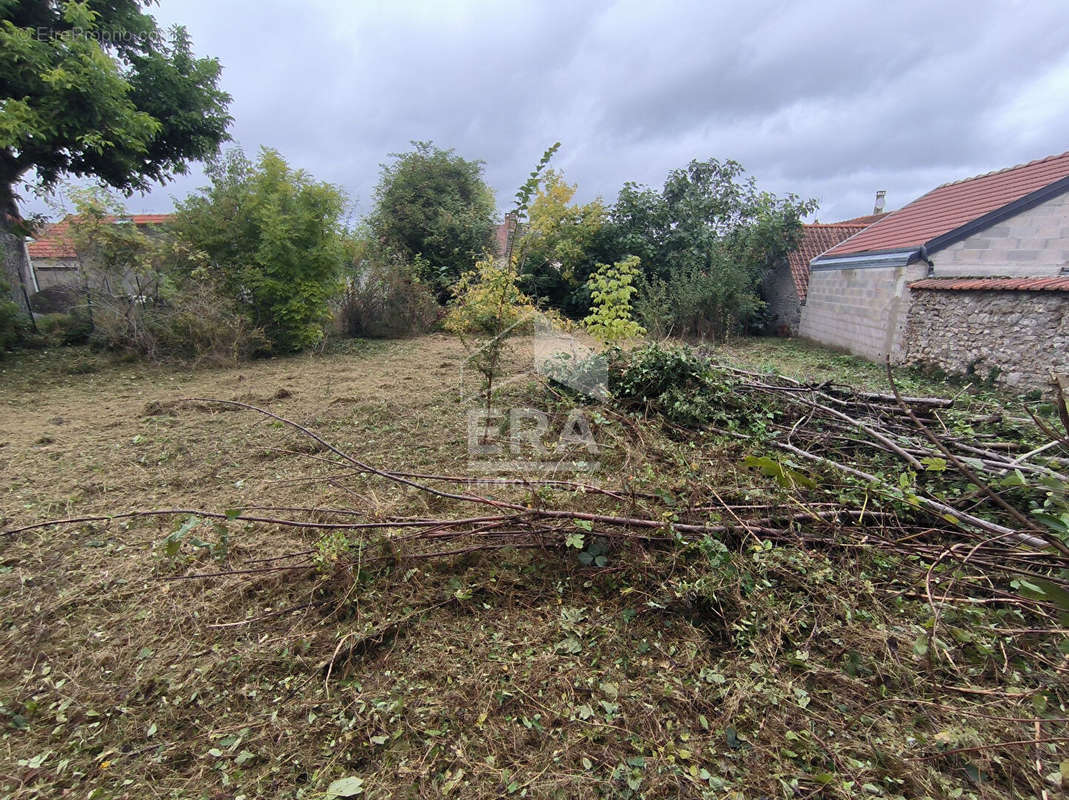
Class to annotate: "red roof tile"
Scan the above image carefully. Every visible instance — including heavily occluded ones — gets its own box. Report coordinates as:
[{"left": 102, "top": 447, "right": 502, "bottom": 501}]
[
  {"left": 910, "top": 276, "right": 1069, "bottom": 292},
  {"left": 27, "top": 214, "right": 172, "bottom": 260},
  {"left": 821, "top": 151, "right": 1069, "bottom": 258},
  {"left": 835, "top": 212, "right": 889, "bottom": 226},
  {"left": 788, "top": 222, "right": 872, "bottom": 299}
]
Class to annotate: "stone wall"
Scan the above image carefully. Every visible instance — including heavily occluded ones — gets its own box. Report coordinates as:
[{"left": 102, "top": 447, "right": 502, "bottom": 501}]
[
  {"left": 903, "top": 289, "right": 1069, "bottom": 390},
  {"left": 761, "top": 259, "right": 801, "bottom": 334},
  {"left": 798, "top": 262, "right": 927, "bottom": 361},
  {"left": 934, "top": 191, "right": 1069, "bottom": 277},
  {"left": 1, "top": 231, "right": 34, "bottom": 317}
]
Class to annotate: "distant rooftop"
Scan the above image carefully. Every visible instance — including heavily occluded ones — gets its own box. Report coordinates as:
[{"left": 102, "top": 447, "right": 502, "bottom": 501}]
[
  {"left": 788, "top": 220, "right": 877, "bottom": 300},
  {"left": 27, "top": 214, "right": 172, "bottom": 260}
]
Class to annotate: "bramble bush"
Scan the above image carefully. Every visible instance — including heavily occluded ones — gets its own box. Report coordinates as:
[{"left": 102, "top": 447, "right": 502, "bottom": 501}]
[{"left": 607, "top": 342, "right": 748, "bottom": 427}]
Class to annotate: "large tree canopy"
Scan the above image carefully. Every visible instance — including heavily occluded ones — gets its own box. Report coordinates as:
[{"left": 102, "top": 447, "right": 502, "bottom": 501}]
[
  {"left": 606, "top": 158, "right": 817, "bottom": 338},
  {"left": 171, "top": 148, "right": 349, "bottom": 352},
  {"left": 0, "top": 0, "right": 231, "bottom": 215},
  {"left": 515, "top": 168, "right": 608, "bottom": 317},
  {"left": 367, "top": 141, "right": 495, "bottom": 297}
]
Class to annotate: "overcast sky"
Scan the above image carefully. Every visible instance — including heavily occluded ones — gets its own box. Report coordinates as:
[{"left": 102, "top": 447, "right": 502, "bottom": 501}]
[{"left": 23, "top": 0, "right": 1069, "bottom": 223}]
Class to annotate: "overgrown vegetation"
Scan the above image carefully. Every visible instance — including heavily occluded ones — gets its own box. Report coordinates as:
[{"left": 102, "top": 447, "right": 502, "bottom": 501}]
[
  {"left": 0, "top": 277, "right": 24, "bottom": 355},
  {"left": 337, "top": 249, "right": 440, "bottom": 339},
  {"left": 607, "top": 343, "right": 750, "bottom": 427},
  {"left": 367, "top": 141, "right": 496, "bottom": 299},
  {"left": 607, "top": 159, "right": 816, "bottom": 338},
  {"left": 515, "top": 167, "right": 608, "bottom": 315},
  {"left": 171, "top": 148, "right": 349, "bottom": 352},
  {"left": 0, "top": 0, "right": 230, "bottom": 326},
  {"left": 4, "top": 10, "right": 1067, "bottom": 795}
]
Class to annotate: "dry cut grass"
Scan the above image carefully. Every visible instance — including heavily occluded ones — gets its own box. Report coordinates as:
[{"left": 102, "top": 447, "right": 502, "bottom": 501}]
[{"left": 0, "top": 335, "right": 1065, "bottom": 800}]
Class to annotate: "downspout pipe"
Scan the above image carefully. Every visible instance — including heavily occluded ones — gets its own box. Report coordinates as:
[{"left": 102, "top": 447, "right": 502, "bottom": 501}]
[{"left": 916, "top": 245, "right": 934, "bottom": 276}]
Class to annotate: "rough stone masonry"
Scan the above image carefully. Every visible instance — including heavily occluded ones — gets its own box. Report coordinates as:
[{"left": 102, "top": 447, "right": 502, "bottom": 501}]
[{"left": 903, "top": 288, "right": 1068, "bottom": 392}]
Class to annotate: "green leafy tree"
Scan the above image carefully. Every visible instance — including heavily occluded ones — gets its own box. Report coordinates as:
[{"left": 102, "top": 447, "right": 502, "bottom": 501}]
[
  {"left": 607, "top": 182, "right": 671, "bottom": 274},
  {"left": 64, "top": 185, "right": 159, "bottom": 298},
  {"left": 515, "top": 169, "right": 607, "bottom": 315},
  {"left": 445, "top": 255, "right": 536, "bottom": 416},
  {"left": 0, "top": 1, "right": 231, "bottom": 217},
  {"left": 171, "top": 148, "right": 348, "bottom": 351},
  {"left": 583, "top": 256, "right": 645, "bottom": 342},
  {"left": 606, "top": 158, "right": 816, "bottom": 339},
  {"left": 0, "top": 0, "right": 230, "bottom": 332},
  {"left": 367, "top": 141, "right": 495, "bottom": 298}
]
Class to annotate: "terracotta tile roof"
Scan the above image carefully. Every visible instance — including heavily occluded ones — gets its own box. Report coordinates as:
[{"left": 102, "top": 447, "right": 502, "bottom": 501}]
[
  {"left": 835, "top": 212, "right": 889, "bottom": 226},
  {"left": 126, "top": 214, "right": 171, "bottom": 225},
  {"left": 27, "top": 214, "right": 172, "bottom": 260},
  {"left": 26, "top": 218, "right": 76, "bottom": 259},
  {"left": 821, "top": 151, "right": 1069, "bottom": 259},
  {"left": 788, "top": 222, "right": 872, "bottom": 299},
  {"left": 910, "top": 276, "right": 1069, "bottom": 292}
]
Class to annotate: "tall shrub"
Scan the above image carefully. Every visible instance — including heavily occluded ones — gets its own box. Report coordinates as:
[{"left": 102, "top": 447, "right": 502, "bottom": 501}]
[
  {"left": 606, "top": 159, "right": 816, "bottom": 339},
  {"left": 171, "top": 148, "right": 348, "bottom": 351},
  {"left": 445, "top": 255, "right": 536, "bottom": 414},
  {"left": 368, "top": 141, "right": 496, "bottom": 299}
]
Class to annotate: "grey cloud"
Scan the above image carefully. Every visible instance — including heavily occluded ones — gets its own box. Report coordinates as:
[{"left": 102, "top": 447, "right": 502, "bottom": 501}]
[{"left": 21, "top": 0, "right": 1069, "bottom": 225}]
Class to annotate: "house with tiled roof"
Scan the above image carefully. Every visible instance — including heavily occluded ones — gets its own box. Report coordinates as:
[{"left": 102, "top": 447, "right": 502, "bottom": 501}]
[
  {"left": 27, "top": 213, "right": 172, "bottom": 292},
  {"left": 762, "top": 217, "right": 880, "bottom": 334},
  {"left": 798, "top": 152, "right": 1069, "bottom": 390}
]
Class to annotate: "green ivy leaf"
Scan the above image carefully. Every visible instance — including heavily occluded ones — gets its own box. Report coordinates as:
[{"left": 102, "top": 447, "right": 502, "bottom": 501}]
[{"left": 326, "top": 776, "right": 365, "bottom": 797}]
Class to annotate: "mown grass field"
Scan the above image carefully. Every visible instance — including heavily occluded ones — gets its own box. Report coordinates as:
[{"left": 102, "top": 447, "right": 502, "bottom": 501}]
[{"left": 1, "top": 335, "right": 1065, "bottom": 799}]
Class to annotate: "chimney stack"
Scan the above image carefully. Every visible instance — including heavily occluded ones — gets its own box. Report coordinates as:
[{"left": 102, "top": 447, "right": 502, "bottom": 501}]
[{"left": 873, "top": 190, "right": 886, "bottom": 215}]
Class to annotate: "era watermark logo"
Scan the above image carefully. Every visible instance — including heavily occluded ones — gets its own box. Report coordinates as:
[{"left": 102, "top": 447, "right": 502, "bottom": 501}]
[
  {"left": 24, "top": 27, "right": 155, "bottom": 46},
  {"left": 467, "top": 407, "right": 599, "bottom": 474},
  {"left": 460, "top": 316, "right": 606, "bottom": 475}
]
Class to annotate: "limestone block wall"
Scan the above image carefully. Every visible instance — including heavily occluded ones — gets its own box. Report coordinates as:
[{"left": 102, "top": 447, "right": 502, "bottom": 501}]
[
  {"left": 933, "top": 192, "right": 1069, "bottom": 277},
  {"left": 798, "top": 262, "right": 927, "bottom": 362},
  {"left": 902, "top": 289, "right": 1069, "bottom": 390}
]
